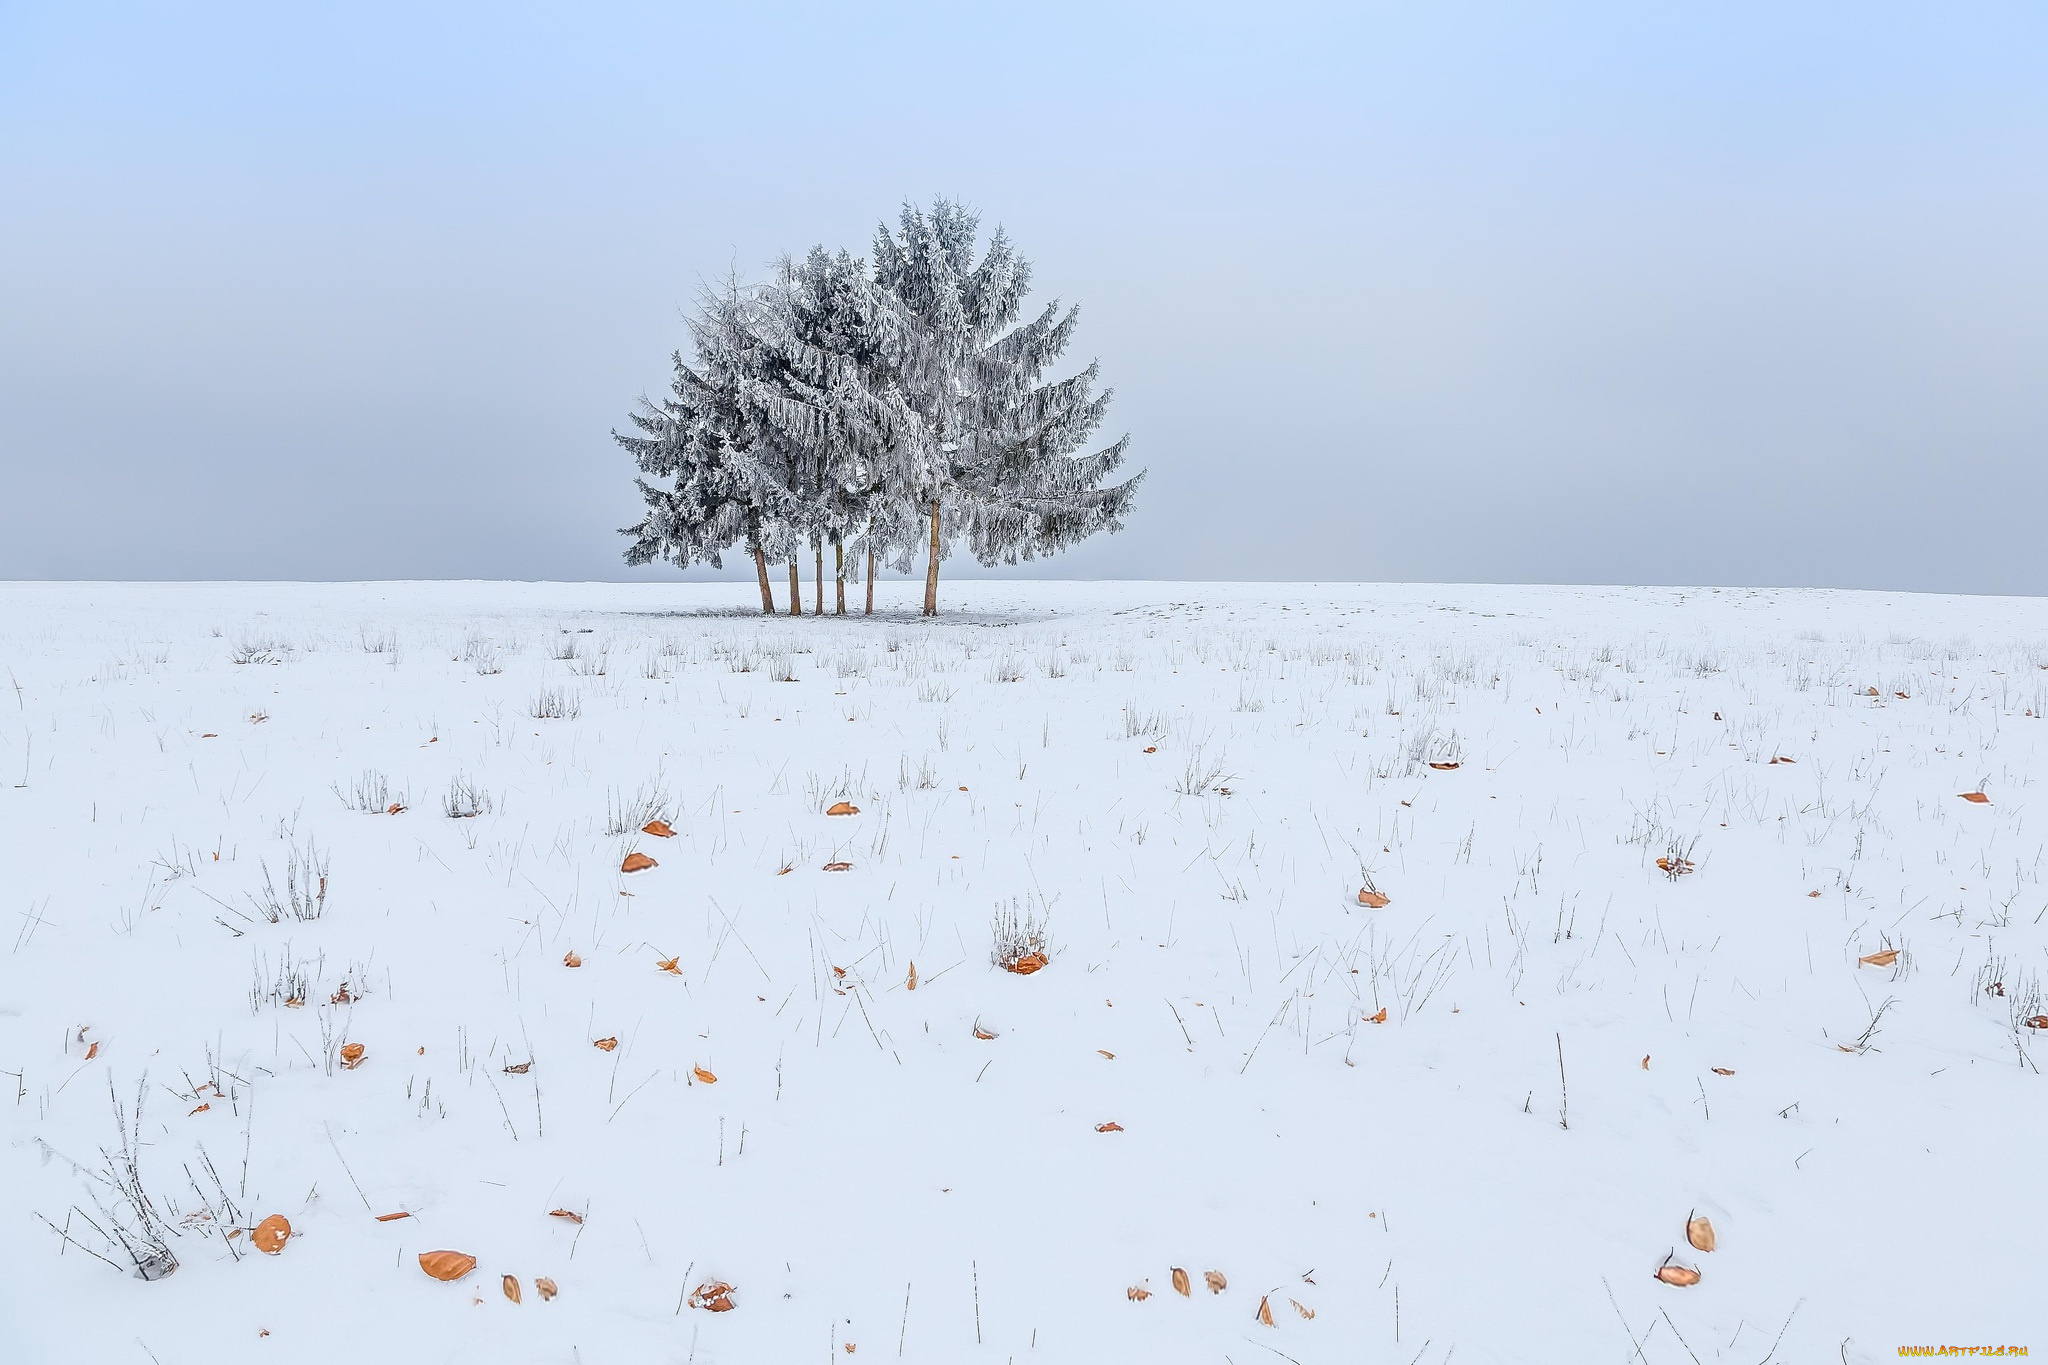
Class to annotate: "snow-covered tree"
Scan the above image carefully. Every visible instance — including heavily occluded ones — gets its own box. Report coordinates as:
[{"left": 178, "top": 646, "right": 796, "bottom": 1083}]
[
  {"left": 617, "top": 279, "right": 789, "bottom": 613},
  {"left": 757, "top": 247, "right": 921, "bottom": 614},
  {"left": 872, "top": 198, "right": 1141, "bottom": 614}
]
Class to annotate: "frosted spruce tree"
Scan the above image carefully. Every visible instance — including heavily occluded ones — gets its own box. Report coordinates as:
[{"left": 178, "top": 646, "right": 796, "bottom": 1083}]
[
  {"left": 872, "top": 198, "right": 1141, "bottom": 614},
  {"left": 757, "top": 246, "right": 923, "bottom": 614},
  {"left": 617, "top": 279, "right": 791, "bottom": 613}
]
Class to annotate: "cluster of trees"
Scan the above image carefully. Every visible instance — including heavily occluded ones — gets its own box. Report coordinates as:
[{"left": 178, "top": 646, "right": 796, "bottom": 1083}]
[{"left": 617, "top": 199, "right": 1142, "bottom": 615}]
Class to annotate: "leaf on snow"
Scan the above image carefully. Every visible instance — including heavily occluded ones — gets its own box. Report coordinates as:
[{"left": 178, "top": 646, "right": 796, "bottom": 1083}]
[{"left": 418, "top": 1250, "right": 477, "bottom": 1282}]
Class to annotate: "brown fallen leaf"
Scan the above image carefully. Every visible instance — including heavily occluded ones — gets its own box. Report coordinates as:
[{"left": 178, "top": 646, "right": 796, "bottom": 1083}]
[
  {"left": 906, "top": 962, "right": 918, "bottom": 991},
  {"left": 1808, "top": 889, "right": 1823, "bottom": 898},
  {"left": 339, "top": 1042, "right": 366, "bottom": 1070},
  {"left": 1255, "top": 1295, "right": 1275, "bottom": 1326},
  {"left": 419, "top": 1250, "right": 477, "bottom": 1282},
  {"left": 688, "top": 1281, "right": 736, "bottom": 1312},
  {"left": 84, "top": 1041, "right": 100, "bottom": 1061},
  {"left": 252, "top": 1214, "right": 290, "bottom": 1255},
  {"left": 563, "top": 950, "right": 582, "bottom": 968},
  {"left": 1097, "top": 1049, "right": 1115, "bottom": 1059},
  {"left": 642, "top": 819, "right": 676, "bottom": 837},
  {"left": 656, "top": 957, "right": 684, "bottom": 976},
  {"left": 386, "top": 802, "right": 406, "bottom": 815},
  {"left": 973, "top": 1025, "right": 997, "bottom": 1040},
  {"left": 1710, "top": 1067, "right": 1735, "bottom": 1076},
  {"left": 693, "top": 1066, "right": 717, "bottom": 1084},
  {"left": 1205, "top": 1270, "right": 1227, "bottom": 1294},
  {"left": 374, "top": 1211, "right": 412, "bottom": 1222},
  {"left": 189, "top": 1102, "right": 210, "bottom": 1116},
  {"left": 822, "top": 860, "right": 853, "bottom": 872},
  {"left": 826, "top": 801, "right": 859, "bottom": 816},
  {"left": 1367, "top": 1007, "right": 1388, "bottom": 1024},
  {"left": 1357, "top": 888, "right": 1391, "bottom": 908},
  {"left": 1654, "top": 1263, "right": 1701, "bottom": 1287},
  {"left": 1290, "top": 1298, "right": 1315, "bottom": 1320},
  {"left": 330, "top": 982, "right": 354, "bottom": 1004},
  {"left": 2025, "top": 1015, "right": 2048, "bottom": 1030},
  {"left": 1641, "top": 1055, "right": 1651, "bottom": 1070},
  {"left": 1859, "top": 949, "right": 1899, "bottom": 967},
  {"left": 592, "top": 1036, "right": 618, "bottom": 1052},
  {"left": 1126, "top": 1285, "right": 1151, "bottom": 1301},
  {"left": 621, "top": 851, "right": 657, "bottom": 873},
  {"left": 503, "top": 1274, "right": 522, "bottom": 1304},
  {"left": 1171, "top": 1267, "right": 1191, "bottom": 1297},
  {"left": 1769, "top": 756, "right": 1796, "bottom": 765},
  {"left": 1960, "top": 791, "right": 1991, "bottom": 803},
  {"left": 548, "top": 1209, "right": 584, "bottom": 1225},
  {"left": 1687, "top": 1214, "right": 1716, "bottom": 1253},
  {"left": 503, "top": 1061, "right": 532, "bottom": 1075},
  {"left": 1095, "top": 1122, "right": 1124, "bottom": 1132},
  {"left": 1006, "top": 951, "right": 1049, "bottom": 975},
  {"left": 535, "top": 1277, "right": 558, "bottom": 1301},
  {"left": 1654, "top": 856, "right": 1696, "bottom": 875},
  {"left": 1427, "top": 761, "right": 1460, "bottom": 771}
]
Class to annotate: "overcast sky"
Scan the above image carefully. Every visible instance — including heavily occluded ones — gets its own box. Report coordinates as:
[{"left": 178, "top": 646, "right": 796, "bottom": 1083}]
[{"left": 3, "top": 3, "right": 2044, "bottom": 592}]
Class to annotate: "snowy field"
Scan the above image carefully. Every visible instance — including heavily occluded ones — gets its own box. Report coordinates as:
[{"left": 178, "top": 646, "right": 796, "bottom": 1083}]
[{"left": 3, "top": 579, "right": 2044, "bottom": 1365}]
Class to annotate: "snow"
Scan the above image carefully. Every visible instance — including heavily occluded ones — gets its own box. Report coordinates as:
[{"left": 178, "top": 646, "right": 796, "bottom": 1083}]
[{"left": 2, "top": 579, "right": 2042, "bottom": 1363}]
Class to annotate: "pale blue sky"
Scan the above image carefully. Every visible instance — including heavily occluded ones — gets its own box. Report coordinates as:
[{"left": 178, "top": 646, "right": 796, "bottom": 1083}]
[{"left": 3, "top": 3, "right": 2044, "bottom": 591}]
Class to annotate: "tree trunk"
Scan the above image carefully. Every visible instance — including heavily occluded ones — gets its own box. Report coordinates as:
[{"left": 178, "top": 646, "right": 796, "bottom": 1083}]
[
  {"left": 813, "top": 542, "right": 824, "bottom": 616},
  {"left": 865, "top": 545, "right": 875, "bottom": 615},
  {"left": 752, "top": 543, "right": 775, "bottom": 615},
  {"left": 834, "top": 543, "right": 846, "bottom": 615},
  {"left": 787, "top": 557, "right": 801, "bottom": 616},
  {"left": 922, "top": 499, "right": 941, "bottom": 616}
]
